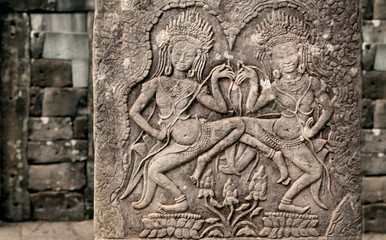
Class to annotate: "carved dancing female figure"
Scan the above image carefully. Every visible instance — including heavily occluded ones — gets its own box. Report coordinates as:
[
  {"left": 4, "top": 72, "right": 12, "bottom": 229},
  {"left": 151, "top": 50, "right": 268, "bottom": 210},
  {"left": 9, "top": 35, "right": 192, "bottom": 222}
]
[
  {"left": 236, "top": 11, "right": 334, "bottom": 214},
  {"left": 121, "top": 11, "right": 246, "bottom": 213}
]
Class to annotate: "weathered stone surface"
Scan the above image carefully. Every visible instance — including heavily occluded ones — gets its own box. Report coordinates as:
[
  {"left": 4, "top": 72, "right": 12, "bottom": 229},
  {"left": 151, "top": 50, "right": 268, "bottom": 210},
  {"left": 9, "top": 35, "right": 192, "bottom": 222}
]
[
  {"left": 29, "top": 162, "right": 86, "bottom": 191},
  {"left": 362, "top": 20, "right": 386, "bottom": 44},
  {"left": 374, "top": 100, "right": 386, "bottom": 128},
  {"left": 31, "top": 13, "right": 87, "bottom": 32},
  {"left": 73, "top": 116, "right": 89, "bottom": 139},
  {"left": 95, "top": 1, "right": 361, "bottom": 239},
  {"left": 362, "top": 152, "right": 386, "bottom": 175},
  {"left": 0, "top": 0, "right": 94, "bottom": 12},
  {"left": 363, "top": 177, "right": 386, "bottom": 204},
  {"left": 30, "top": 87, "right": 44, "bottom": 117},
  {"left": 374, "top": 0, "right": 386, "bottom": 19},
  {"left": 31, "top": 59, "right": 72, "bottom": 87},
  {"left": 0, "top": 13, "right": 31, "bottom": 221},
  {"left": 0, "top": 221, "right": 94, "bottom": 240},
  {"left": 28, "top": 140, "right": 88, "bottom": 164},
  {"left": 363, "top": 71, "right": 386, "bottom": 99},
  {"left": 28, "top": 117, "right": 73, "bottom": 141},
  {"left": 363, "top": 129, "right": 386, "bottom": 153},
  {"left": 30, "top": 192, "right": 85, "bottom": 221},
  {"left": 42, "top": 88, "right": 87, "bottom": 116},
  {"left": 362, "top": 0, "right": 374, "bottom": 20},
  {"left": 42, "top": 32, "right": 89, "bottom": 60},
  {"left": 362, "top": 43, "right": 377, "bottom": 70},
  {"left": 374, "top": 44, "right": 386, "bottom": 71},
  {"left": 72, "top": 59, "right": 90, "bottom": 88},
  {"left": 364, "top": 204, "right": 386, "bottom": 233},
  {"left": 362, "top": 98, "right": 375, "bottom": 129},
  {"left": 30, "top": 31, "right": 45, "bottom": 59}
]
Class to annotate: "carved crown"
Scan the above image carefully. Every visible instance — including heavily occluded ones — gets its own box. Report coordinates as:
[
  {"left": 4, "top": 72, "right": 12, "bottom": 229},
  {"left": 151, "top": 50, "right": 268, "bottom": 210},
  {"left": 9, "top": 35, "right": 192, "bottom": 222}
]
[
  {"left": 252, "top": 10, "right": 310, "bottom": 59},
  {"left": 159, "top": 10, "right": 214, "bottom": 52}
]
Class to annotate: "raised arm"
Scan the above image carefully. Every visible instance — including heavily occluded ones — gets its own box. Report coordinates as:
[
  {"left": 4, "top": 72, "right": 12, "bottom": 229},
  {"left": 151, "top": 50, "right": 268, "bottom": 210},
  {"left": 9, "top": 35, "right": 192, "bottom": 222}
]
[
  {"left": 129, "top": 79, "right": 166, "bottom": 141},
  {"left": 235, "top": 66, "right": 275, "bottom": 114},
  {"left": 197, "top": 64, "right": 234, "bottom": 114}
]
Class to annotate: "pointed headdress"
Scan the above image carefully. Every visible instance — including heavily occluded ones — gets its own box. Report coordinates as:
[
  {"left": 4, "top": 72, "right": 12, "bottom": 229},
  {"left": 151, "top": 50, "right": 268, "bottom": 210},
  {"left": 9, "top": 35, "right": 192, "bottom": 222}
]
[{"left": 252, "top": 10, "right": 310, "bottom": 60}]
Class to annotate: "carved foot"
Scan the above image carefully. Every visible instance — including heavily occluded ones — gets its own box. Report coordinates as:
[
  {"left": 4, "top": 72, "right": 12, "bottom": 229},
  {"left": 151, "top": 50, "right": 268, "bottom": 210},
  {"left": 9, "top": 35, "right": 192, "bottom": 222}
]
[
  {"left": 278, "top": 202, "right": 310, "bottom": 214},
  {"left": 219, "top": 164, "right": 241, "bottom": 176},
  {"left": 158, "top": 200, "right": 188, "bottom": 213},
  {"left": 190, "top": 154, "right": 211, "bottom": 186},
  {"left": 278, "top": 177, "right": 291, "bottom": 186}
]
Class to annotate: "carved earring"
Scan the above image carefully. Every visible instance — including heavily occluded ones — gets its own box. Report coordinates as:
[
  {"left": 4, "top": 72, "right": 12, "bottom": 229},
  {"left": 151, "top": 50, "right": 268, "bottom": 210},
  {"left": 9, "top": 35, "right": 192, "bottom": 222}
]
[
  {"left": 273, "top": 69, "right": 281, "bottom": 79},
  {"left": 188, "top": 50, "right": 201, "bottom": 78},
  {"left": 298, "top": 63, "right": 306, "bottom": 74},
  {"left": 165, "top": 46, "right": 173, "bottom": 75}
]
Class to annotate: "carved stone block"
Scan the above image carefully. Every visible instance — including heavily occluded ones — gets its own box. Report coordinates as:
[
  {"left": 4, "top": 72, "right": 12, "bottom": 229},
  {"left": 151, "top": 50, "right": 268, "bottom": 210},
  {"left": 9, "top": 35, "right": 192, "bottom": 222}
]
[
  {"left": 31, "top": 59, "right": 72, "bottom": 87},
  {"left": 28, "top": 162, "right": 86, "bottom": 191},
  {"left": 30, "top": 191, "right": 85, "bottom": 221},
  {"left": 94, "top": 1, "right": 361, "bottom": 239},
  {"left": 42, "top": 88, "right": 87, "bottom": 116}
]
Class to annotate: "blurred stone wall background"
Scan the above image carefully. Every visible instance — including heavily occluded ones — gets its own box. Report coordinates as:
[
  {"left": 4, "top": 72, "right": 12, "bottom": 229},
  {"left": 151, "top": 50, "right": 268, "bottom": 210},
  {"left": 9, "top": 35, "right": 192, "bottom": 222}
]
[
  {"left": 0, "top": 0, "right": 385, "bottom": 235},
  {"left": 362, "top": 0, "right": 386, "bottom": 233},
  {"left": 0, "top": 0, "right": 94, "bottom": 221}
]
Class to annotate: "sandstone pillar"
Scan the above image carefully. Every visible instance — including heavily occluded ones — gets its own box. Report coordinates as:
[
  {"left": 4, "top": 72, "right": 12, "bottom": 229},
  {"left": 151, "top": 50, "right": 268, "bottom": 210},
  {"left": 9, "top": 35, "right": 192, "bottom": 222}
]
[{"left": 94, "top": 1, "right": 362, "bottom": 239}]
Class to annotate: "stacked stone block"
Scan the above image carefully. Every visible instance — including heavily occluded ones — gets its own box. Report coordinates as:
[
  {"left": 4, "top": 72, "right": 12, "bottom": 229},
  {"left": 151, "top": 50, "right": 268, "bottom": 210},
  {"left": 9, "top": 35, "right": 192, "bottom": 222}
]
[
  {"left": 1, "top": 1, "right": 94, "bottom": 221},
  {"left": 362, "top": 0, "right": 386, "bottom": 234},
  {"left": 27, "top": 13, "right": 91, "bottom": 221}
]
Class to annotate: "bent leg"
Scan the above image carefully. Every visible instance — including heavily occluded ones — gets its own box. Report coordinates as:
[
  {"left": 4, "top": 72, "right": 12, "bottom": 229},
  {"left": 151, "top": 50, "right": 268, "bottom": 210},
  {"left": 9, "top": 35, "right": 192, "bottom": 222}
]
[
  {"left": 241, "top": 117, "right": 290, "bottom": 184},
  {"left": 279, "top": 144, "right": 323, "bottom": 213},
  {"left": 148, "top": 152, "right": 196, "bottom": 213},
  {"left": 190, "top": 117, "right": 245, "bottom": 184}
]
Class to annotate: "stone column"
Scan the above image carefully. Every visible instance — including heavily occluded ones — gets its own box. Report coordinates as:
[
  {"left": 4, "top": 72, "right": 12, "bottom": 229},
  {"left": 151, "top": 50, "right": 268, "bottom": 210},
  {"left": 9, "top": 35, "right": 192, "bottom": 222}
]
[
  {"left": 0, "top": 13, "right": 31, "bottom": 221},
  {"left": 94, "top": 1, "right": 362, "bottom": 239}
]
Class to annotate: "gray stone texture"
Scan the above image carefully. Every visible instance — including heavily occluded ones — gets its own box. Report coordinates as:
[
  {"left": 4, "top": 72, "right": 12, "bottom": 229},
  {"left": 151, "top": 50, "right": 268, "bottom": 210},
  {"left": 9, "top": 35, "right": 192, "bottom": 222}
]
[
  {"left": 363, "top": 129, "right": 386, "bottom": 153},
  {"left": 362, "top": 20, "right": 386, "bottom": 44},
  {"left": 28, "top": 140, "right": 88, "bottom": 164},
  {"left": 362, "top": 0, "right": 374, "bottom": 20},
  {"left": 374, "top": 44, "right": 386, "bottom": 71},
  {"left": 72, "top": 59, "right": 90, "bottom": 88},
  {"left": 0, "top": 0, "right": 94, "bottom": 12},
  {"left": 73, "top": 116, "right": 89, "bottom": 139},
  {"left": 364, "top": 204, "right": 386, "bottom": 233},
  {"left": 0, "top": 13, "right": 31, "bottom": 221},
  {"left": 374, "top": 100, "right": 386, "bottom": 128},
  {"left": 363, "top": 71, "right": 386, "bottom": 99},
  {"left": 30, "top": 87, "right": 44, "bottom": 117},
  {"left": 363, "top": 176, "right": 386, "bottom": 204},
  {"left": 28, "top": 117, "right": 73, "bottom": 141},
  {"left": 28, "top": 162, "right": 86, "bottom": 191},
  {"left": 30, "top": 192, "right": 85, "bottom": 221},
  {"left": 362, "top": 43, "right": 377, "bottom": 70},
  {"left": 42, "top": 88, "right": 87, "bottom": 116},
  {"left": 30, "top": 31, "right": 45, "bottom": 58},
  {"left": 42, "top": 32, "right": 89, "bottom": 60},
  {"left": 362, "top": 153, "right": 386, "bottom": 176},
  {"left": 0, "top": 221, "right": 94, "bottom": 240},
  {"left": 31, "top": 13, "right": 87, "bottom": 32},
  {"left": 373, "top": 0, "right": 386, "bottom": 19},
  {"left": 31, "top": 59, "right": 72, "bottom": 87}
]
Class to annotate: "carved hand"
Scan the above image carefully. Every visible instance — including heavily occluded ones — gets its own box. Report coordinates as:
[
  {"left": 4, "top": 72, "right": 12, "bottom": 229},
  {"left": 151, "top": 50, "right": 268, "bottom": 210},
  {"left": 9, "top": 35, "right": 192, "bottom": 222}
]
[
  {"left": 302, "top": 117, "right": 316, "bottom": 139},
  {"left": 212, "top": 64, "right": 235, "bottom": 80},
  {"left": 154, "top": 122, "right": 167, "bottom": 141},
  {"left": 235, "top": 66, "right": 258, "bottom": 86}
]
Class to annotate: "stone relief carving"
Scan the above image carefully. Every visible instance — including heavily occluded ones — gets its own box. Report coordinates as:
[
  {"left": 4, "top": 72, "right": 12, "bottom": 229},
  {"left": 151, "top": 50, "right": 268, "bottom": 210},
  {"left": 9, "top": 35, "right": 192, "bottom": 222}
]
[{"left": 94, "top": 0, "right": 361, "bottom": 239}]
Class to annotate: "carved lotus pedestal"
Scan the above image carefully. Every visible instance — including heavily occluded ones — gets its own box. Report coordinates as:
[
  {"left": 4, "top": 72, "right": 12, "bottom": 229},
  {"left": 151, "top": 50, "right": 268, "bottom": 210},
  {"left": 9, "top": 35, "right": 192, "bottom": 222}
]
[{"left": 94, "top": 0, "right": 362, "bottom": 239}]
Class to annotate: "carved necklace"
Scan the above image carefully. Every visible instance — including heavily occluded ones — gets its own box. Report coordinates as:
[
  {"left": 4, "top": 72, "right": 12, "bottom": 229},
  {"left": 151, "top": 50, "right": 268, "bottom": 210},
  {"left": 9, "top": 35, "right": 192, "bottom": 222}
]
[
  {"left": 276, "top": 75, "right": 305, "bottom": 95},
  {"left": 161, "top": 78, "right": 196, "bottom": 101}
]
